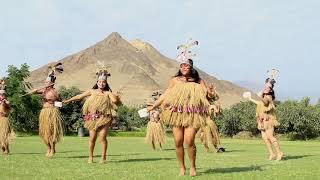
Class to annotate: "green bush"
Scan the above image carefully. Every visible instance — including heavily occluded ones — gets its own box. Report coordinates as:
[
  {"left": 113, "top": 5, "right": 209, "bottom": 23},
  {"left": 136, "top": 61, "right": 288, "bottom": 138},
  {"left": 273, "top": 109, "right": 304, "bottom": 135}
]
[
  {"left": 58, "top": 86, "right": 84, "bottom": 134},
  {"left": 216, "top": 101, "right": 258, "bottom": 137},
  {"left": 6, "top": 64, "right": 42, "bottom": 132},
  {"left": 277, "top": 97, "right": 320, "bottom": 140},
  {"left": 116, "top": 105, "right": 147, "bottom": 131}
]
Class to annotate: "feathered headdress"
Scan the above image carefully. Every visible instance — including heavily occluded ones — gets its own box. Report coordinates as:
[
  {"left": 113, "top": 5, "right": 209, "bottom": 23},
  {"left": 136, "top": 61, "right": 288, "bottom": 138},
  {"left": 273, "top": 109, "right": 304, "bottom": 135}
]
[
  {"left": 267, "top": 69, "right": 279, "bottom": 80},
  {"left": 176, "top": 38, "right": 199, "bottom": 66},
  {"left": 262, "top": 68, "right": 279, "bottom": 95},
  {"left": 96, "top": 61, "right": 111, "bottom": 81},
  {"left": 46, "top": 62, "right": 64, "bottom": 83},
  {"left": 0, "top": 77, "right": 6, "bottom": 94}
]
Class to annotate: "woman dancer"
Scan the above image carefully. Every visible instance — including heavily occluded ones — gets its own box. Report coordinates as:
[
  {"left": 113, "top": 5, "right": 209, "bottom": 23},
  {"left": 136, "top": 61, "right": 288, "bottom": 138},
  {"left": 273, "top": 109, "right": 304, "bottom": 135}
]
[
  {"left": 199, "top": 90, "right": 225, "bottom": 153},
  {"left": 145, "top": 97, "right": 166, "bottom": 150},
  {"left": 244, "top": 70, "right": 284, "bottom": 161},
  {"left": 148, "top": 40, "right": 215, "bottom": 176},
  {"left": 63, "top": 63, "right": 120, "bottom": 163},
  {"left": 30, "top": 63, "right": 64, "bottom": 157},
  {"left": 0, "top": 78, "right": 13, "bottom": 155}
]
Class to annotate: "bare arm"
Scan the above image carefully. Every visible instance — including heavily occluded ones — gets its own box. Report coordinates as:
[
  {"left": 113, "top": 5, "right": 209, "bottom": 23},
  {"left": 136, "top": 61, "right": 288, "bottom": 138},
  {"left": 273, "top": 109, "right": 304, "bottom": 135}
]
[
  {"left": 200, "top": 79, "right": 218, "bottom": 100},
  {"left": 248, "top": 97, "right": 260, "bottom": 105},
  {"left": 63, "top": 90, "right": 92, "bottom": 104},
  {"left": 29, "top": 88, "right": 44, "bottom": 95},
  {"left": 108, "top": 91, "right": 121, "bottom": 103}
]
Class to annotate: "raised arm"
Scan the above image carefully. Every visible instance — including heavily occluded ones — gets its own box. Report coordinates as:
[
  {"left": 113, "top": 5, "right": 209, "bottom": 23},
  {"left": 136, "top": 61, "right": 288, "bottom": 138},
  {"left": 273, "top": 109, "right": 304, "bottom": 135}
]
[
  {"left": 200, "top": 79, "right": 218, "bottom": 100},
  {"left": 248, "top": 97, "right": 260, "bottom": 105},
  {"left": 63, "top": 90, "right": 92, "bottom": 104},
  {"left": 108, "top": 91, "right": 121, "bottom": 104}
]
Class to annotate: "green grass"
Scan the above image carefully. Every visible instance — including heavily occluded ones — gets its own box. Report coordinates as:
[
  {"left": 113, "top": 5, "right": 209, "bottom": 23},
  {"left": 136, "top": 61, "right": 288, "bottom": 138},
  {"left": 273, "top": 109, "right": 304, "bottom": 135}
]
[{"left": 1, "top": 136, "right": 320, "bottom": 180}]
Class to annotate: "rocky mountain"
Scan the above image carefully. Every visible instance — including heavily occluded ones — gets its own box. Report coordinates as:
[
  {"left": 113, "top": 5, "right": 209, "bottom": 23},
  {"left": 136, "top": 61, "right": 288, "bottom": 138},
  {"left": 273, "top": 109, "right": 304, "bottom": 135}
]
[{"left": 29, "top": 32, "right": 250, "bottom": 107}]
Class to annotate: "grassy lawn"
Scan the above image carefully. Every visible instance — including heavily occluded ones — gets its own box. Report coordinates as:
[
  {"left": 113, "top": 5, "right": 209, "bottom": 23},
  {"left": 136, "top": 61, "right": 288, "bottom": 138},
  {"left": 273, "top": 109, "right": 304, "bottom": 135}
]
[{"left": 1, "top": 136, "right": 320, "bottom": 180}]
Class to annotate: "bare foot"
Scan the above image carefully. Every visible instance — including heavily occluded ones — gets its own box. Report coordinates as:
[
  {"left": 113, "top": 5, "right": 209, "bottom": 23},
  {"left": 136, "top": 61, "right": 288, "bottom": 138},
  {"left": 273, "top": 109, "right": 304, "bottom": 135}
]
[
  {"left": 47, "top": 151, "right": 54, "bottom": 158},
  {"left": 276, "top": 152, "right": 284, "bottom": 161},
  {"left": 190, "top": 167, "right": 197, "bottom": 177},
  {"left": 179, "top": 168, "right": 186, "bottom": 176},
  {"left": 45, "top": 149, "right": 51, "bottom": 157},
  {"left": 88, "top": 157, "right": 93, "bottom": 164},
  {"left": 99, "top": 158, "right": 106, "bottom": 164},
  {"left": 268, "top": 154, "right": 276, "bottom": 161}
]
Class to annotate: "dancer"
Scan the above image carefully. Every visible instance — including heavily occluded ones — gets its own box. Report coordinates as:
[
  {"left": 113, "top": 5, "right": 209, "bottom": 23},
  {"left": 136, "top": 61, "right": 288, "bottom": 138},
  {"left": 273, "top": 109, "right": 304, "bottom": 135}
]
[
  {"left": 199, "top": 89, "right": 225, "bottom": 153},
  {"left": 0, "top": 78, "right": 13, "bottom": 155},
  {"left": 145, "top": 97, "right": 166, "bottom": 150},
  {"left": 29, "top": 63, "right": 64, "bottom": 157},
  {"left": 148, "top": 40, "right": 215, "bottom": 176},
  {"left": 244, "top": 70, "right": 284, "bottom": 161},
  {"left": 63, "top": 62, "right": 120, "bottom": 163}
]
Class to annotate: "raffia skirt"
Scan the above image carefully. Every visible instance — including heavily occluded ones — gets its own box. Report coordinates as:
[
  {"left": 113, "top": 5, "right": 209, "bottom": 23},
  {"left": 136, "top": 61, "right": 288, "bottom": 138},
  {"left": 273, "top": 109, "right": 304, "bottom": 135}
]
[
  {"left": 145, "top": 121, "right": 166, "bottom": 145},
  {"left": 84, "top": 115, "right": 113, "bottom": 131},
  {"left": 257, "top": 114, "right": 280, "bottom": 131},
  {"left": 39, "top": 107, "right": 63, "bottom": 144},
  {"left": 199, "top": 118, "right": 220, "bottom": 151},
  {"left": 0, "top": 116, "right": 14, "bottom": 147}
]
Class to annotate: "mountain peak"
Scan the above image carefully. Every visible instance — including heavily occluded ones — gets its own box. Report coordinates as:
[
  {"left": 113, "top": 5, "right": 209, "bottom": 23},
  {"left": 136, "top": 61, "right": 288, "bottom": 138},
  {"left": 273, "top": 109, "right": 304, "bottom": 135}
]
[{"left": 98, "top": 32, "right": 128, "bottom": 48}]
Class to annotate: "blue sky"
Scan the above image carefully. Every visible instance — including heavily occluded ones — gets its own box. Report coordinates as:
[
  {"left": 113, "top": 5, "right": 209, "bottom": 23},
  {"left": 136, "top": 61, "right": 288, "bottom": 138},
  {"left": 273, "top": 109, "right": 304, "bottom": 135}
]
[{"left": 1, "top": 0, "right": 319, "bottom": 101}]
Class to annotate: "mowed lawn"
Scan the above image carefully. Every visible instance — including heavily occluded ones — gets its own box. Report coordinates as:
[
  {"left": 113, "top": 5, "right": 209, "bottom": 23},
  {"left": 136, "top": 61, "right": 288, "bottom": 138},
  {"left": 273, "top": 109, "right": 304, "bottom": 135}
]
[{"left": 1, "top": 136, "right": 320, "bottom": 180}]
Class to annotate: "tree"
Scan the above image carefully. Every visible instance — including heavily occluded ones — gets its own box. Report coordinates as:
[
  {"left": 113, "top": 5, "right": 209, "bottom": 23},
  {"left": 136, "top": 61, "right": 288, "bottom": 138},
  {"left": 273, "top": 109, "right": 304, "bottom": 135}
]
[{"left": 5, "top": 63, "right": 42, "bottom": 132}]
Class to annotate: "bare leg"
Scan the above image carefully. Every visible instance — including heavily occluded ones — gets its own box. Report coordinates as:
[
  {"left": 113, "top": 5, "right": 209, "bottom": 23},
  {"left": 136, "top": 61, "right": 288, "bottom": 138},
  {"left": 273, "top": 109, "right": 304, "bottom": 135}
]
[
  {"left": 1, "top": 146, "right": 5, "bottom": 153},
  {"left": 159, "top": 143, "right": 163, "bottom": 151},
  {"left": 173, "top": 127, "right": 186, "bottom": 176},
  {"left": 3, "top": 144, "right": 9, "bottom": 155},
  {"left": 46, "top": 143, "right": 51, "bottom": 157},
  {"left": 266, "top": 127, "right": 283, "bottom": 160},
  {"left": 151, "top": 141, "right": 156, "bottom": 150},
  {"left": 261, "top": 131, "right": 275, "bottom": 160},
  {"left": 98, "top": 125, "right": 108, "bottom": 163},
  {"left": 88, "top": 130, "right": 97, "bottom": 163},
  {"left": 184, "top": 127, "right": 197, "bottom": 177}
]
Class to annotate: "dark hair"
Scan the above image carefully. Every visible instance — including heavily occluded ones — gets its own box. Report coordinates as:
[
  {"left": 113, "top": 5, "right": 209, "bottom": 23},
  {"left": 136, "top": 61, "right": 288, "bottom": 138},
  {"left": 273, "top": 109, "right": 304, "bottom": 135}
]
[
  {"left": 265, "top": 78, "right": 276, "bottom": 88},
  {"left": 175, "top": 66, "right": 200, "bottom": 83},
  {"left": 92, "top": 81, "right": 112, "bottom": 92},
  {"left": 264, "top": 78, "right": 276, "bottom": 100}
]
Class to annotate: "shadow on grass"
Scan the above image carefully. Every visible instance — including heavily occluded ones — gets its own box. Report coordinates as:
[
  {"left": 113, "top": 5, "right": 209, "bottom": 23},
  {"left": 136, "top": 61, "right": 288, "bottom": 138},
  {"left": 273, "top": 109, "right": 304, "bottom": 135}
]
[
  {"left": 11, "top": 152, "right": 43, "bottom": 155},
  {"left": 163, "top": 148, "right": 175, "bottom": 151},
  {"left": 64, "top": 155, "right": 100, "bottom": 159},
  {"left": 284, "top": 155, "right": 314, "bottom": 160},
  {"left": 12, "top": 150, "right": 85, "bottom": 155},
  {"left": 64, "top": 153, "right": 142, "bottom": 159},
  {"left": 223, "top": 149, "right": 245, "bottom": 153},
  {"left": 202, "top": 165, "right": 263, "bottom": 174},
  {"left": 115, "top": 157, "right": 175, "bottom": 163}
]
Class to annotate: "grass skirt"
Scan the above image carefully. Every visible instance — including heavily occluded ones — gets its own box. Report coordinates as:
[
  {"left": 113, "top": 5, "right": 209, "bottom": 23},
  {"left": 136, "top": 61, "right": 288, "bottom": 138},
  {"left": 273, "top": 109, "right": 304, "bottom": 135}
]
[
  {"left": 0, "top": 116, "right": 14, "bottom": 147},
  {"left": 161, "top": 81, "right": 210, "bottom": 129},
  {"left": 145, "top": 121, "right": 166, "bottom": 145},
  {"left": 83, "top": 93, "right": 116, "bottom": 131},
  {"left": 256, "top": 102, "right": 279, "bottom": 131},
  {"left": 39, "top": 107, "right": 63, "bottom": 144},
  {"left": 199, "top": 118, "right": 220, "bottom": 151},
  {"left": 84, "top": 116, "right": 112, "bottom": 131}
]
